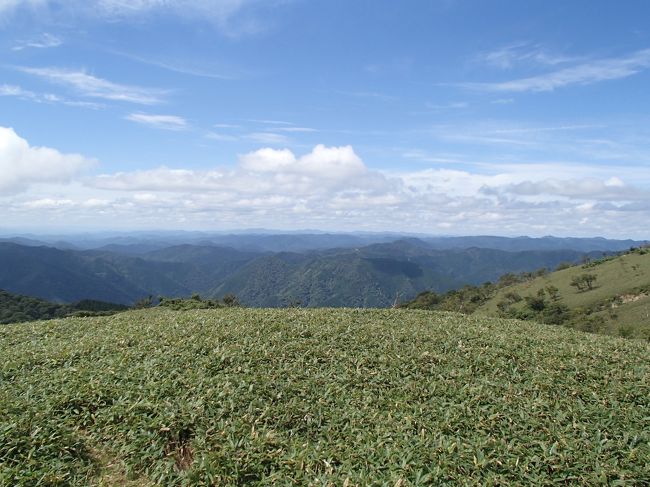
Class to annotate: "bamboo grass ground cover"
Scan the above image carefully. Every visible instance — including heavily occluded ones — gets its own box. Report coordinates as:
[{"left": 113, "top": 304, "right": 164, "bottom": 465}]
[{"left": 1, "top": 308, "right": 649, "bottom": 485}]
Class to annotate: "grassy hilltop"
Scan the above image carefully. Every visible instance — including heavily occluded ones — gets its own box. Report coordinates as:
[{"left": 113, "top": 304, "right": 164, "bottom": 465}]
[{"left": 1, "top": 308, "right": 649, "bottom": 485}]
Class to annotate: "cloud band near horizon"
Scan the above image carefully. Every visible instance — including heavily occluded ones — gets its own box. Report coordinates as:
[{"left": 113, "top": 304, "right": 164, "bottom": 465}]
[{"left": 1, "top": 126, "right": 648, "bottom": 238}]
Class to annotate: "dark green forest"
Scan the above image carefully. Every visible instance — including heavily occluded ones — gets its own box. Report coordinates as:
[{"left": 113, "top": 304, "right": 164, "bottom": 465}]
[{"left": 0, "top": 290, "right": 128, "bottom": 325}]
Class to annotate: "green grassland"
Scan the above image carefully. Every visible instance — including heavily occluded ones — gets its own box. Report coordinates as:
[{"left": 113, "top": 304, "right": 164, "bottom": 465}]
[
  {"left": 2, "top": 308, "right": 649, "bottom": 485},
  {"left": 478, "top": 249, "right": 650, "bottom": 338}
]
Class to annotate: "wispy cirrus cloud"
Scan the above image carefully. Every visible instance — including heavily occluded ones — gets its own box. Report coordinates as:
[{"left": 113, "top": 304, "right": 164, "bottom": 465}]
[
  {"left": 272, "top": 126, "right": 316, "bottom": 133},
  {"left": 464, "top": 48, "right": 650, "bottom": 92},
  {"left": 205, "top": 119, "right": 316, "bottom": 144},
  {"left": 0, "top": 0, "right": 45, "bottom": 15},
  {"left": 213, "top": 123, "right": 241, "bottom": 129},
  {"left": 92, "top": 0, "right": 268, "bottom": 35},
  {"left": 0, "top": 0, "right": 273, "bottom": 36},
  {"left": 334, "top": 90, "right": 398, "bottom": 102},
  {"left": 12, "top": 32, "right": 61, "bottom": 51},
  {"left": 107, "top": 49, "right": 240, "bottom": 80},
  {"left": 426, "top": 101, "right": 469, "bottom": 111},
  {"left": 480, "top": 42, "right": 580, "bottom": 70},
  {"left": 425, "top": 120, "right": 650, "bottom": 171},
  {"left": 126, "top": 113, "right": 188, "bottom": 131},
  {"left": 244, "top": 132, "right": 290, "bottom": 144},
  {"left": 205, "top": 131, "right": 239, "bottom": 142},
  {"left": 0, "top": 83, "right": 42, "bottom": 101},
  {"left": 245, "top": 119, "right": 293, "bottom": 125},
  {"left": 0, "top": 83, "right": 103, "bottom": 108},
  {"left": 15, "top": 66, "right": 168, "bottom": 104}
]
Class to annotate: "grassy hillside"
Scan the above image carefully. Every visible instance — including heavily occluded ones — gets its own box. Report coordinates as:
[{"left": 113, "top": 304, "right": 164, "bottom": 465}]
[
  {"left": 479, "top": 249, "right": 650, "bottom": 338},
  {"left": 1, "top": 308, "right": 649, "bottom": 485}
]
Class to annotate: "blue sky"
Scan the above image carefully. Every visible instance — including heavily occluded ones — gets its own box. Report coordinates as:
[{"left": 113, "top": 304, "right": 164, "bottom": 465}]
[{"left": 1, "top": 0, "right": 649, "bottom": 237}]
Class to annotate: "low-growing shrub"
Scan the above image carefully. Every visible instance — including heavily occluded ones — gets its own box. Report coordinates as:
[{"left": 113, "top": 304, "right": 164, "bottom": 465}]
[{"left": 1, "top": 308, "right": 649, "bottom": 485}]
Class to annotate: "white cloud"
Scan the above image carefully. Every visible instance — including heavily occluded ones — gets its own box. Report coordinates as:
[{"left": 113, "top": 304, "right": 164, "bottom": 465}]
[
  {"left": 239, "top": 147, "right": 295, "bottom": 173},
  {"left": 213, "top": 123, "right": 241, "bottom": 129},
  {"left": 240, "top": 145, "right": 368, "bottom": 182},
  {"left": 426, "top": 101, "right": 469, "bottom": 111},
  {"left": 244, "top": 132, "right": 290, "bottom": 144},
  {"left": 246, "top": 119, "right": 293, "bottom": 125},
  {"left": 0, "top": 0, "right": 267, "bottom": 35},
  {"left": 0, "top": 0, "right": 45, "bottom": 14},
  {"left": 126, "top": 113, "right": 188, "bottom": 131},
  {"left": 0, "top": 126, "right": 95, "bottom": 193},
  {"left": 205, "top": 131, "right": 238, "bottom": 142},
  {"left": 204, "top": 123, "right": 316, "bottom": 143},
  {"left": 401, "top": 150, "right": 464, "bottom": 164},
  {"left": 23, "top": 198, "right": 74, "bottom": 209},
  {"left": 94, "top": 145, "right": 382, "bottom": 195},
  {"left": 273, "top": 126, "right": 317, "bottom": 133},
  {"left": 107, "top": 50, "right": 239, "bottom": 80},
  {"left": 335, "top": 90, "right": 398, "bottom": 102},
  {"left": 0, "top": 83, "right": 103, "bottom": 108},
  {"left": 94, "top": 167, "right": 230, "bottom": 192},
  {"left": 1, "top": 138, "right": 648, "bottom": 237},
  {"left": 488, "top": 177, "right": 650, "bottom": 202},
  {"left": 480, "top": 43, "right": 579, "bottom": 70},
  {"left": 12, "top": 33, "right": 61, "bottom": 51},
  {"left": 16, "top": 66, "right": 167, "bottom": 104},
  {"left": 0, "top": 84, "right": 28, "bottom": 97},
  {"left": 465, "top": 48, "right": 650, "bottom": 92},
  {"left": 93, "top": 0, "right": 249, "bottom": 23}
]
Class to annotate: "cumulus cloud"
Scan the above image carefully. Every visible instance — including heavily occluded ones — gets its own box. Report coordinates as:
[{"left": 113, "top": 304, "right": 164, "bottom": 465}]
[
  {"left": 94, "top": 145, "right": 390, "bottom": 196},
  {"left": 83, "top": 146, "right": 649, "bottom": 235},
  {"left": 94, "top": 167, "right": 229, "bottom": 192},
  {"left": 239, "top": 147, "right": 295, "bottom": 173},
  {"left": 484, "top": 177, "right": 650, "bottom": 202},
  {"left": 0, "top": 126, "right": 94, "bottom": 193},
  {"left": 2, "top": 137, "right": 648, "bottom": 237},
  {"left": 240, "top": 145, "right": 367, "bottom": 181}
]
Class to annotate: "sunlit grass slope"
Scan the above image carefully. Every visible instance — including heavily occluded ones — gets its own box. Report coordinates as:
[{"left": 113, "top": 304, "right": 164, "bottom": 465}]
[
  {"left": 1, "top": 308, "right": 649, "bottom": 485},
  {"left": 480, "top": 250, "right": 650, "bottom": 336}
]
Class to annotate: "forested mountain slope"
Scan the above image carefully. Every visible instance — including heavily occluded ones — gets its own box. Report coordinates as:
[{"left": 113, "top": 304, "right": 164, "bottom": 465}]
[{"left": 0, "top": 239, "right": 608, "bottom": 306}]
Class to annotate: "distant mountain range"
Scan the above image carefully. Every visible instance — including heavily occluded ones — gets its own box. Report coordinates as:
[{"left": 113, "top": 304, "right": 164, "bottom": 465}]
[
  {"left": 2, "top": 233, "right": 644, "bottom": 307},
  {"left": 1, "top": 232, "right": 644, "bottom": 253}
]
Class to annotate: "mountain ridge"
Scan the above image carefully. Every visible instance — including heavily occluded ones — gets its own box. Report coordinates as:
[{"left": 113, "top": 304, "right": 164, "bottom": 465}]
[{"left": 0, "top": 235, "right": 638, "bottom": 307}]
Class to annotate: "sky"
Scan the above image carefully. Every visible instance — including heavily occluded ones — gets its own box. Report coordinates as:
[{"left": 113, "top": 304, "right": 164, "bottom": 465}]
[{"left": 1, "top": 0, "right": 649, "bottom": 238}]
